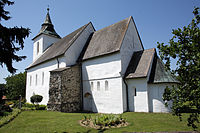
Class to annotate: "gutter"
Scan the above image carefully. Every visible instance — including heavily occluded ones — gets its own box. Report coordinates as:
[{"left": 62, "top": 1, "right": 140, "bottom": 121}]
[
  {"left": 120, "top": 72, "right": 129, "bottom": 112},
  {"left": 56, "top": 58, "right": 59, "bottom": 68},
  {"left": 123, "top": 77, "right": 129, "bottom": 112}
]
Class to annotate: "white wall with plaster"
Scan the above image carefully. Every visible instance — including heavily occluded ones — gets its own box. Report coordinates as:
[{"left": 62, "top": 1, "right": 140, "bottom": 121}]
[
  {"left": 33, "top": 34, "right": 60, "bottom": 61},
  {"left": 82, "top": 53, "right": 124, "bottom": 113},
  {"left": 148, "top": 83, "right": 172, "bottom": 112},
  {"left": 65, "top": 23, "right": 95, "bottom": 66},
  {"left": 127, "top": 78, "right": 149, "bottom": 112},
  {"left": 26, "top": 56, "right": 66, "bottom": 105}
]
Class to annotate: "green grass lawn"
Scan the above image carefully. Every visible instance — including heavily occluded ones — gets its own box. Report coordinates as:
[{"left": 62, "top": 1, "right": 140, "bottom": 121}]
[{"left": 0, "top": 110, "right": 199, "bottom": 133}]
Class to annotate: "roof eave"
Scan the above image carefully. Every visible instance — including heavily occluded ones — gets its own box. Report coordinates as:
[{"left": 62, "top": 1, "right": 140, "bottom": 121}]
[
  {"left": 82, "top": 50, "right": 120, "bottom": 61},
  {"left": 32, "top": 32, "right": 61, "bottom": 40},
  {"left": 26, "top": 54, "right": 64, "bottom": 70}
]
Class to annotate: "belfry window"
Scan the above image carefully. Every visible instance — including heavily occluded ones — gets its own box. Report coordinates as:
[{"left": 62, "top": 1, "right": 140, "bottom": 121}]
[{"left": 37, "top": 42, "right": 39, "bottom": 54}]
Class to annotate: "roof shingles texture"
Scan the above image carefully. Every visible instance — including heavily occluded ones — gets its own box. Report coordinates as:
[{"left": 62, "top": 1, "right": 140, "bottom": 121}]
[
  {"left": 126, "top": 48, "right": 179, "bottom": 83},
  {"left": 27, "top": 23, "right": 90, "bottom": 69},
  {"left": 125, "top": 48, "right": 155, "bottom": 79},
  {"left": 82, "top": 17, "right": 131, "bottom": 60}
]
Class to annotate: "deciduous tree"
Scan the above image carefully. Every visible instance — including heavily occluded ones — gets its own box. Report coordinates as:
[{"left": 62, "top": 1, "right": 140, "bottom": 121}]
[
  {"left": 5, "top": 72, "right": 26, "bottom": 99},
  {"left": 157, "top": 7, "right": 200, "bottom": 129}
]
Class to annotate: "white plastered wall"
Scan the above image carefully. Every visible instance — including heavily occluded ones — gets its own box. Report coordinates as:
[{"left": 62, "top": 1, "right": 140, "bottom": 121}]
[
  {"left": 82, "top": 53, "right": 124, "bottom": 114},
  {"left": 26, "top": 56, "right": 66, "bottom": 105},
  {"left": 127, "top": 78, "right": 149, "bottom": 112},
  {"left": 64, "top": 23, "right": 95, "bottom": 66},
  {"left": 148, "top": 83, "right": 173, "bottom": 112},
  {"left": 33, "top": 34, "right": 60, "bottom": 61},
  {"left": 120, "top": 18, "right": 143, "bottom": 112},
  {"left": 27, "top": 23, "right": 94, "bottom": 105}
]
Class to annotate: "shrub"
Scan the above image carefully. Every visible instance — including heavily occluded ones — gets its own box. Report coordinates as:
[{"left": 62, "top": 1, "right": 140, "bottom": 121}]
[
  {"left": 81, "top": 114, "right": 127, "bottom": 129},
  {"left": 0, "top": 108, "right": 21, "bottom": 127},
  {"left": 35, "top": 105, "right": 47, "bottom": 110},
  {"left": 21, "top": 103, "right": 46, "bottom": 111},
  {"left": 24, "top": 103, "right": 35, "bottom": 108},
  {"left": 93, "top": 114, "right": 125, "bottom": 127},
  {"left": 0, "top": 104, "right": 12, "bottom": 116},
  {"left": 30, "top": 94, "right": 43, "bottom": 104}
]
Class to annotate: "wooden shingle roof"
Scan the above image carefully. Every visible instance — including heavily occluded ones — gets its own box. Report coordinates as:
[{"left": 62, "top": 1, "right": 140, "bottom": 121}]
[
  {"left": 125, "top": 48, "right": 179, "bottom": 83},
  {"left": 82, "top": 17, "right": 132, "bottom": 60},
  {"left": 27, "top": 23, "right": 91, "bottom": 69}
]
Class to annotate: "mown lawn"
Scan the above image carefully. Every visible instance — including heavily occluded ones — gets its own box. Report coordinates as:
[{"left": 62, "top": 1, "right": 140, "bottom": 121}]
[{"left": 0, "top": 110, "right": 199, "bottom": 133}]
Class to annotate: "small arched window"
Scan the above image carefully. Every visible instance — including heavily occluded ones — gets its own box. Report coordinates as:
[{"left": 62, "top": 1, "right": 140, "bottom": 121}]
[
  {"left": 30, "top": 76, "right": 32, "bottom": 86},
  {"left": 35, "top": 74, "right": 38, "bottom": 86},
  {"left": 91, "top": 82, "right": 94, "bottom": 91},
  {"left": 37, "top": 42, "right": 39, "bottom": 54},
  {"left": 97, "top": 81, "right": 100, "bottom": 91},
  {"left": 42, "top": 72, "right": 44, "bottom": 85},
  {"left": 105, "top": 80, "right": 108, "bottom": 91}
]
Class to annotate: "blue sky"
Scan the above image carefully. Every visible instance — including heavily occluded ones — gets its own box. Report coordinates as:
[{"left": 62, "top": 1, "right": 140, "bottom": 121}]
[{"left": 0, "top": 0, "right": 199, "bottom": 83}]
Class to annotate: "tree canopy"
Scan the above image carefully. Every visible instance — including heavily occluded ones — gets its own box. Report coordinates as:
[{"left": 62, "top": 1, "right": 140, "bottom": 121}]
[
  {"left": 5, "top": 72, "right": 26, "bottom": 99},
  {"left": 157, "top": 7, "right": 200, "bottom": 129},
  {"left": 0, "top": 0, "right": 30, "bottom": 73}
]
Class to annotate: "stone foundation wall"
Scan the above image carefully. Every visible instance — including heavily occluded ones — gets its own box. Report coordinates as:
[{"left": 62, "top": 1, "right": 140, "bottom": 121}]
[{"left": 47, "top": 65, "right": 82, "bottom": 112}]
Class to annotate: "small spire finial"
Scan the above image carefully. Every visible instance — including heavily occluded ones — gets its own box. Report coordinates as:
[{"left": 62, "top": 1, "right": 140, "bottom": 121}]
[{"left": 47, "top": 5, "right": 49, "bottom": 12}]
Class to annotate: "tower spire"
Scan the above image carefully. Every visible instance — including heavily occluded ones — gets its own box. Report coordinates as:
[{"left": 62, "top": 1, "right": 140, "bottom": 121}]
[{"left": 33, "top": 7, "right": 60, "bottom": 40}]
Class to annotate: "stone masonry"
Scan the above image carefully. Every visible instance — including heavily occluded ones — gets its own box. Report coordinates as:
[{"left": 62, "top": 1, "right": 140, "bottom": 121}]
[{"left": 47, "top": 65, "right": 82, "bottom": 112}]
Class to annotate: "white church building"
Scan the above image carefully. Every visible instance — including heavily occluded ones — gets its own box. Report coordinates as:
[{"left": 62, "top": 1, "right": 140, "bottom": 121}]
[{"left": 26, "top": 9, "right": 178, "bottom": 113}]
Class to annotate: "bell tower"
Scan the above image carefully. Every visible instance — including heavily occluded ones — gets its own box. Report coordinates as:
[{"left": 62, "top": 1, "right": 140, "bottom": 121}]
[{"left": 32, "top": 8, "right": 61, "bottom": 61}]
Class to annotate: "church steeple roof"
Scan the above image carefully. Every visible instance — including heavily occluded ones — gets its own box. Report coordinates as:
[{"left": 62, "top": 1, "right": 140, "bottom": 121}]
[{"left": 33, "top": 8, "right": 61, "bottom": 40}]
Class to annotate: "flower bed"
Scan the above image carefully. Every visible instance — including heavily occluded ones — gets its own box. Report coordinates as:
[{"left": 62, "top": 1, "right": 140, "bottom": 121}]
[{"left": 80, "top": 114, "right": 128, "bottom": 129}]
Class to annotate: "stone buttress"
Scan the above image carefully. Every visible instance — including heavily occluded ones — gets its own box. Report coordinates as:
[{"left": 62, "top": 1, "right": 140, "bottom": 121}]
[{"left": 47, "top": 65, "right": 82, "bottom": 112}]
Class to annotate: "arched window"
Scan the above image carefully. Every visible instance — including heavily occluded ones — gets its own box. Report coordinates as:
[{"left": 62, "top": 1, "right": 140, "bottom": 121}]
[
  {"left": 91, "top": 82, "right": 94, "bottom": 91},
  {"left": 37, "top": 42, "right": 39, "bottom": 54},
  {"left": 42, "top": 72, "right": 44, "bottom": 85},
  {"left": 30, "top": 76, "right": 32, "bottom": 86},
  {"left": 35, "top": 74, "right": 38, "bottom": 86},
  {"left": 105, "top": 80, "right": 108, "bottom": 91},
  {"left": 97, "top": 81, "right": 100, "bottom": 91}
]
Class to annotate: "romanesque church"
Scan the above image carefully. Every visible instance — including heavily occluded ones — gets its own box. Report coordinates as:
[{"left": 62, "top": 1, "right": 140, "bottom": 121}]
[{"left": 26, "top": 9, "right": 178, "bottom": 113}]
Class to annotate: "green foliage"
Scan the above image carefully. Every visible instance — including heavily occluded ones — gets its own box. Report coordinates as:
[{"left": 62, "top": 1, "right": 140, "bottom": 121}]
[
  {"left": 157, "top": 7, "right": 200, "bottom": 129},
  {"left": 0, "top": 108, "right": 21, "bottom": 127},
  {"left": 0, "top": 0, "right": 30, "bottom": 73},
  {"left": 11, "top": 99, "right": 26, "bottom": 108},
  {"left": 0, "top": 112, "right": 199, "bottom": 132},
  {"left": 35, "top": 105, "right": 46, "bottom": 110},
  {"left": 30, "top": 94, "right": 43, "bottom": 104},
  {"left": 5, "top": 72, "right": 26, "bottom": 99},
  {"left": 82, "top": 114, "right": 126, "bottom": 129},
  {"left": 21, "top": 103, "right": 46, "bottom": 111},
  {"left": 0, "top": 83, "right": 12, "bottom": 117},
  {"left": 92, "top": 114, "right": 125, "bottom": 127}
]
